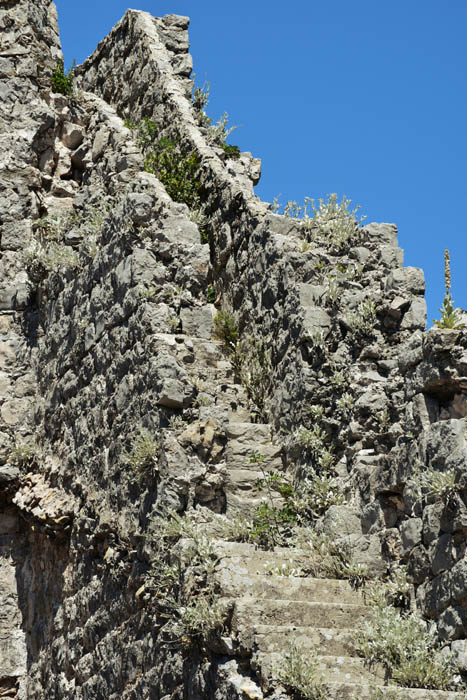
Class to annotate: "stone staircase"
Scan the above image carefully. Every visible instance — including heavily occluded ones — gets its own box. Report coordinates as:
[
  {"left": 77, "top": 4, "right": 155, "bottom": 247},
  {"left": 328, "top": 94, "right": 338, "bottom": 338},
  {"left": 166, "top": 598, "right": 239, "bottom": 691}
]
[
  {"left": 214, "top": 541, "right": 462, "bottom": 699},
  {"left": 166, "top": 327, "right": 461, "bottom": 699}
]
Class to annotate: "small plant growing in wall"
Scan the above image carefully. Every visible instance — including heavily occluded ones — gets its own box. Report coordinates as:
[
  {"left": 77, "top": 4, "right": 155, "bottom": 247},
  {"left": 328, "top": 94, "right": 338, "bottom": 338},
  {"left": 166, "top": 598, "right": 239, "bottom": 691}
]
[
  {"left": 355, "top": 572, "right": 458, "bottom": 690},
  {"left": 133, "top": 118, "right": 202, "bottom": 210},
  {"left": 192, "top": 84, "right": 241, "bottom": 156},
  {"left": 7, "top": 438, "right": 38, "bottom": 472},
  {"left": 125, "top": 428, "right": 159, "bottom": 483},
  {"left": 51, "top": 59, "right": 75, "bottom": 96},
  {"left": 274, "top": 193, "right": 365, "bottom": 254},
  {"left": 418, "top": 465, "right": 459, "bottom": 502},
  {"left": 213, "top": 310, "right": 239, "bottom": 352},
  {"left": 345, "top": 299, "right": 378, "bottom": 341},
  {"left": 144, "top": 509, "right": 225, "bottom": 647},
  {"left": 237, "top": 337, "right": 273, "bottom": 421},
  {"left": 249, "top": 451, "right": 299, "bottom": 548},
  {"left": 192, "top": 82, "right": 211, "bottom": 121},
  {"left": 433, "top": 249, "right": 465, "bottom": 329},
  {"left": 275, "top": 641, "right": 329, "bottom": 700},
  {"left": 220, "top": 143, "right": 241, "bottom": 159}
]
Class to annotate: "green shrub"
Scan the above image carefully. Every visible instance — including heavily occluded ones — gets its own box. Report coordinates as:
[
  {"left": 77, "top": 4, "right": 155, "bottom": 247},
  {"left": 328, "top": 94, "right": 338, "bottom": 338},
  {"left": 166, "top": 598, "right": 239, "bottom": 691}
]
[
  {"left": 192, "top": 82, "right": 212, "bottom": 128},
  {"left": 369, "top": 565, "right": 411, "bottom": 610},
  {"left": 24, "top": 240, "right": 80, "bottom": 282},
  {"left": 345, "top": 299, "right": 377, "bottom": 340},
  {"left": 302, "top": 471, "right": 345, "bottom": 518},
  {"left": 434, "top": 293, "right": 465, "bottom": 330},
  {"left": 294, "top": 531, "right": 366, "bottom": 581},
  {"left": 177, "top": 594, "right": 225, "bottom": 645},
  {"left": 237, "top": 337, "right": 272, "bottom": 420},
  {"left": 310, "top": 193, "right": 364, "bottom": 252},
  {"left": 8, "top": 439, "right": 38, "bottom": 471},
  {"left": 294, "top": 425, "right": 333, "bottom": 468},
  {"left": 51, "top": 59, "right": 75, "bottom": 96},
  {"left": 205, "top": 112, "right": 237, "bottom": 147},
  {"left": 213, "top": 310, "right": 239, "bottom": 351},
  {"left": 133, "top": 118, "right": 202, "bottom": 210},
  {"left": 144, "top": 137, "right": 201, "bottom": 210},
  {"left": 250, "top": 452, "right": 298, "bottom": 548},
  {"left": 336, "top": 392, "right": 353, "bottom": 418},
  {"left": 220, "top": 143, "right": 241, "bottom": 159}
]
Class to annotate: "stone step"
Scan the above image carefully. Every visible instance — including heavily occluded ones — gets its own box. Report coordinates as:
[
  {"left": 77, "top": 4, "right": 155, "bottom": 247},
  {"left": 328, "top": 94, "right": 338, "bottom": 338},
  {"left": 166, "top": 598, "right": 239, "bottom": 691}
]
[
  {"left": 224, "top": 422, "right": 283, "bottom": 472},
  {"left": 152, "top": 333, "right": 224, "bottom": 367},
  {"left": 226, "top": 405, "right": 251, "bottom": 423},
  {"left": 203, "top": 384, "right": 251, "bottom": 421},
  {"left": 151, "top": 334, "right": 249, "bottom": 406},
  {"left": 325, "top": 683, "right": 463, "bottom": 700},
  {"left": 214, "top": 541, "right": 315, "bottom": 576},
  {"left": 217, "top": 570, "right": 364, "bottom": 605},
  {"left": 229, "top": 599, "right": 369, "bottom": 645},
  {"left": 225, "top": 422, "right": 271, "bottom": 439},
  {"left": 253, "top": 651, "right": 384, "bottom": 685},
  {"left": 224, "top": 468, "right": 264, "bottom": 489},
  {"left": 253, "top": 625, "right": 357, "bottom": 657},
  {"left": 224, "top": 492, "right": 282, "bottom": 519},
  {"left": 223, "top": 470, "right": 285, "bottom": 511}
]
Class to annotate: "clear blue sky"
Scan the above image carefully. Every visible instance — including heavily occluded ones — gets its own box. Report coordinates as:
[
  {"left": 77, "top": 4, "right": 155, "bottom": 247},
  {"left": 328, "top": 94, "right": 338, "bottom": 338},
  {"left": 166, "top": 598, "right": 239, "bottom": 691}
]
[{"left": 54, "top": 0, "right": 467, "bottom": 325}]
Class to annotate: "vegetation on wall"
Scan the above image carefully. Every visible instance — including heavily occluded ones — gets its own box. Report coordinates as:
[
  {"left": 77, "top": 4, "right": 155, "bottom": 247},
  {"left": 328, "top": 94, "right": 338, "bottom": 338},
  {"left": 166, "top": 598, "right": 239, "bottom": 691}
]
[
  {"left": 355, "top": 574, "right": 458, "bottom": 690},
  {"left": 192, "top": 82, "right": 241, "bottom": 157},
  {"left": 433, "top": 248, "right": 465, "bottom": 329},
  {"left": 129, "top": 117, "right": 202, "bottom": 210},
  {"left": 275, "top": 641, "right": 328, "bottom": 700},
  {"left": 144, "top": 510, "right": 225, "bottom": 648},
  {"left": 51, "top": 59, "right": 75, "bottom": 96},
  {"left": 273, "top": 193, "right": 366, "bottom": 254}
]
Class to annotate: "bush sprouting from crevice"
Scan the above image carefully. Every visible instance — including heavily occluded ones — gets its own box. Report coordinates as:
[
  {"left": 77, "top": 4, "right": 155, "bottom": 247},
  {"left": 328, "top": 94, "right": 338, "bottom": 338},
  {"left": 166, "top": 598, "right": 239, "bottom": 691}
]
[{"left": 51, "top": 59, "right": 75, "bottom": 96}]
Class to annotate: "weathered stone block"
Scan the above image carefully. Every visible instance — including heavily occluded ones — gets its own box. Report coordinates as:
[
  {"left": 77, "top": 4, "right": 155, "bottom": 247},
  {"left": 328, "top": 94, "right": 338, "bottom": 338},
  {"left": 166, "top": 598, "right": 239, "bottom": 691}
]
[
  {"left": 438, "top": 605, "right": 467, "bottom": 641},
  {"left": 422, "top": 502, "right": 443, "bottom": 546},
  {"left": 430, "top": 533, "right": 456, "bottom": 576},
  {"left": 364, "top": 222, "right": 398, "bottom": 247},
  {"left": 400, "top": 517, "right": 422, "bottom": 557},
  {"left": 450, "top": 558, "right": 467, "bottom": 606},
  {"left": 61, "top": 121, "right": 84, "bottom": 150},
  {"left": 298, "top": 283, "right": 326, "bottom": 307},
  {"left": 407, "top": 544, "right": 430, "bottom": 584},
  {"left": 400, "top": 297, "right": 427, "bottom": 331},
  {"left": 451, "top": 638, "right": 467, "bottom": 671},
  {"left": 316, "top": 505, "right": 362, "bottom": 537},
  {"left": 0, "top": 398, "right": 30, "bottom": 426},
  {"left": 418, "top": 570, "right": 451, "bottom": 617},
  {"left": 361, "top": 501, "right": 385, "bottom": 534},
  {"left": 125, "top": 192, "right": 154, "bottom": 224},
  {"left": 385, "top": 266, "right": 425, "bottom": 296},
  {"left": 180, "top": 306, "right": 215, "bottom": 340},
  {"left": 156, "top": 378, "right": 185, "bottom": 408}
]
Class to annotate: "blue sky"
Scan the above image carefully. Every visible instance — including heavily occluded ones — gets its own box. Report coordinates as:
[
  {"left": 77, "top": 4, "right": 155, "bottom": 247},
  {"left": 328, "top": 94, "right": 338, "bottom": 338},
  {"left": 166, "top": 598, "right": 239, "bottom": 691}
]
[{"left": 54, "top": 0, "right": 467, "bottom": 325}]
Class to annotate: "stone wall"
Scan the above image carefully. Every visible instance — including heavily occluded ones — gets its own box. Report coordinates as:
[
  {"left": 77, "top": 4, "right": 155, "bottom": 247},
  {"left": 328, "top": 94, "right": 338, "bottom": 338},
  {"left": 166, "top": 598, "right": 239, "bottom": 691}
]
[
  {"left": 379, "top": 330, "right": 467, "bottom": 653},
  {"left": 0, "top": 1, "right": 63, "bottom": 694},
  {"left": 0, "top": 1, "right": 466, "bottom": 698}
]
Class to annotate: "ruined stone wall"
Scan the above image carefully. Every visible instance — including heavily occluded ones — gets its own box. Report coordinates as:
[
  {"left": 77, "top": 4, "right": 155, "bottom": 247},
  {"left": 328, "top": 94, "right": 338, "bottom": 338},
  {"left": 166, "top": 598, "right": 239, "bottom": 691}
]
[
  {"left": 0, "top": 0, "right": 63, "bottom": 693},
  {"left": 70, "top": 5, "right": 467, "bottom": 672},
  {"left": 375, "top": 330, "right": 467, "bottom": 656},
  {"left": 0, "top": 2, "right": 466, "bottom": 698}
]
